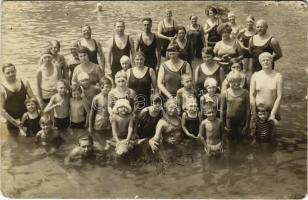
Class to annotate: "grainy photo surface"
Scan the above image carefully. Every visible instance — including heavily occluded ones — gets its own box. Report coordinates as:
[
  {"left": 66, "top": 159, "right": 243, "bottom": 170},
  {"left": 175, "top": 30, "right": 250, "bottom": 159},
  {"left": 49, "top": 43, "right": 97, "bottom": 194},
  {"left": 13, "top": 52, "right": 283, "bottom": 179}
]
[{"left": 0, "top": 1, "right": 307, "bottom": 199}]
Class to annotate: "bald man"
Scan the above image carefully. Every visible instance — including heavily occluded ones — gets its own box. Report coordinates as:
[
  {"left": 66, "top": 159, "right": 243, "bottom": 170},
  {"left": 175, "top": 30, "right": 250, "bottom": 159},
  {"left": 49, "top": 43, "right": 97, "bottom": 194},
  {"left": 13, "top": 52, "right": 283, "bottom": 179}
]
[{"left": 248, "top": 19, "right": 282, "bottom": 73}]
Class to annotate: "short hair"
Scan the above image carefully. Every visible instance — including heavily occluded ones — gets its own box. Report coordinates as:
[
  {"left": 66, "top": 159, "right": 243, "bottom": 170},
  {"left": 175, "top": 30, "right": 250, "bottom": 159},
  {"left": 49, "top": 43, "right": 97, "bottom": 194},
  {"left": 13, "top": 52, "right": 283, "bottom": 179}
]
[
  {"left": 205, "top": 7, "right": 218, "bottom": 16},
  {"left": 2, "top": 63, "right": 15, "bottom": 72},
  {"left": 151, "top": 94, "right": 162, "bottom": 104},
  {"left": 177, "top": 26, "right": 186, "bottom": 34},
  {"left": 256, "top": 103, "right": 270, "bottom": 113},
  {"left": 142, "top": 17, "right": 152, "bottom": 24},
  {"left": 227, "top": 71, "right": 242, "bottom": 82},
  {"left": 230, "top": 57, "right": 243, "bottom": 70},
  {"left": 70, "top": 84, "right": 82, "bottom": 94},
  {"left": 81, "top": 24, "right": 92, "bottom": 31},
  {"left": 202, "top": 47, "right": 214, "bottom": 56},
  {"left": 39, "top": 115, "right": 52, "bottom": 126},
  {"left": 217, "top": 23, "right": 232, "bottom": 35},
  {"left": 256, "top": 19, "right": 268, "bottom": 29},
  {"left": 120, "top": 55, "right": 130, "bottom": 64},
  {"left": 78, "top": 135, "right": 94, "bottom": 145},
  {"left": 50, "top": 40, "right": 61, "bottom": 49},
  {"left": 258, "top": 52, "right": 273, "bottom": 63},
  {"left": 99, "top": 76, "right": 112, "bottom": 87},
  {"left": 134, "top": 51, "right": 145, "bottom": 59},
  {"left": 24, "top": 97, "right": 39, "bottom": 108},
  {"left": 204, "top": 77, "right": 218, "bottom": 88},
  {"left": 181, "top": 73, "right": 192, "bottom": 82},
  {"left": 78, "top": 47, "right": 90, "bottom": 56},
  {"left": 114, "top": 20, "right": 125, "bottom": 26},
  {"left": 189, "top": 15, "right": 198, "bottom": 20}
]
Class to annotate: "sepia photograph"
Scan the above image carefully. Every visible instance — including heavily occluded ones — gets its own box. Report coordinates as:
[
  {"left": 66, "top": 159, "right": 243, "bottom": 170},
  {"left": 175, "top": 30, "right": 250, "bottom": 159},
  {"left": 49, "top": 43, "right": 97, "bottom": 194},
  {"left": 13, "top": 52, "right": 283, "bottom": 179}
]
[{"left": 0, "top": 1, "right": 307, "bottom": 199}]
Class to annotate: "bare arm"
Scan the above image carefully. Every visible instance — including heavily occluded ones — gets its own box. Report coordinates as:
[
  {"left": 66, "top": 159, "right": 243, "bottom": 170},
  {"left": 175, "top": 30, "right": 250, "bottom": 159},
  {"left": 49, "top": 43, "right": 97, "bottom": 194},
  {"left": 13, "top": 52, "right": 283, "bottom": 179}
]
[
  {"left": 107, "top": 92, "right": 114, "bottom": 115},
  {"left": 157, "top": 65, "right": 172, "bottom": 98},
  {"left": 194, "top": 65, "right": 200, "bottom": 87},
  {"left": 44, "top": 96, "right": 58, "bottom": 113},
  {"left": 198, "top": 121, "right": 207, "bottom": 147},
  {"left": 149, "top": 119, "right": 164, "bottom": 152},
  {"left": 249, "top": 74, "right": 257, "bottom": 117},
  {"left": 157, "top": 21, "right": 173, "bottom": 41},
  {"left": 126, "top": 116, "right": 134, "bottom": 141},
  {"left": 181, "top": 112, "right": 195, "bottom": 138},
  {"left": 135, "top": 33, "right": 141, "bottom": 52},
  {"left": 105, "top": 38, "right": 113, "bottom": 75},
  {"left": 270, "top": 37, "right": 283, "bottom": 61},
  {"left": 129, "top": 36, "right": 136, "bottom": 62},
  {"left": 149, "top": 68, "right": 158, "bottom": 93},
  {"left": 88, "top": 97, "right": 97, "bottom": 132},
  {"left": 36, "top": 70, "right": 43, "bottom": 101},
  {"left": 270, "top": 74, "right": 283, "bottom": 120},
  {"left": 83, "top": 98, "right": 91, "bottom": 128},
  {"left": 96, "top": 42, "right": 105, "bottom": 72},
  {"left": 155, "top": 34, "right": 161, "bottom": 69},
  {"left": 203, "top": 22, "right": 215, "bottom": 35},
  {"left": 111, "top": 116, "right": 120, "bottom": 142}
]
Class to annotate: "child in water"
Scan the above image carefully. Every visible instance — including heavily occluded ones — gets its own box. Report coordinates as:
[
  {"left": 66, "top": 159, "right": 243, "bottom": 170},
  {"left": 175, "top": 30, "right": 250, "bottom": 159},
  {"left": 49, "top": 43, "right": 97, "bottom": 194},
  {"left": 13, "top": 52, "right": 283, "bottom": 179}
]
[
  {"left": 77, "top": 72, "right": 100, "bottom": 109},
  {"left": 64, "top": 135, "right": 104, "bottom": 165},
  {"left": 199, "top": 102, "right": 224, "bottom": 155},
  {"left": 20, "top": 98, "right": 41, "bottom": 137},
  {"left": 69, "top": 84, "right": 89, "bottom": 128},
  {"left": 88, "top": 77, "right": 112, "bottom": 133},
  {"left": 200, "top": 78, "right": 220, "bottom": 119},
  {"left": 181, "top": 97, "right": 200, "bottom": 139},
  {"left": 120, "top": 55, "right": 131, "bottom": 72},
  {"left": 44, "top": 80, "right": 70, "bottom": 129},
  {"left": 36, "top": 115, "right": 64, "bottom": 153},
  {"left": 220, "top": 71, "right": 250, "bottom": 140},
  {"left": 221, "top": 57, "right": 248, "bottom": 92},
  {"left": 176, "top": 73, "right": 196, "bottom": 112}
]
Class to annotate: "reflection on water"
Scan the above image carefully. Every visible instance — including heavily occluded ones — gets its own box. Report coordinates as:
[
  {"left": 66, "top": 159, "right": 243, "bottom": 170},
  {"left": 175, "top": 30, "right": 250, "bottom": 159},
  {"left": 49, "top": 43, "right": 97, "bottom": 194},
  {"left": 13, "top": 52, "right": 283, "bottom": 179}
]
[{"left": 1, "top": 1, "right": 307, "bottom": 198}]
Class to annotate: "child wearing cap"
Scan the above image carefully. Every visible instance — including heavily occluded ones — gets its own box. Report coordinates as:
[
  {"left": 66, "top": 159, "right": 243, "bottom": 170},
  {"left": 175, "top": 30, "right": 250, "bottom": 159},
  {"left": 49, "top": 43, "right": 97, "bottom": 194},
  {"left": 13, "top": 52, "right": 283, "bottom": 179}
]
[
  {"left": 200, "top": 78, "right": 220, "bottom": 119},
  {"left": 108, "top": 71, "right": 136, "bottom": 115},
  {"left": 181, "top": 97, "right": 200, "bottom": 139},
  {"left": 77, "top": 72, "right": 100, "bottom": 109},
  {"left": 176, "top": 73, "right": 196, "bottom": 112},
  {"left": 198, "top": 105, "right": 224, "bottom": 156},
  {"left": 220, "top": 71, "right": 250, "bottom": 141},
  {"left": 36, "top": 49, "right": 60, "bottom": 109}
]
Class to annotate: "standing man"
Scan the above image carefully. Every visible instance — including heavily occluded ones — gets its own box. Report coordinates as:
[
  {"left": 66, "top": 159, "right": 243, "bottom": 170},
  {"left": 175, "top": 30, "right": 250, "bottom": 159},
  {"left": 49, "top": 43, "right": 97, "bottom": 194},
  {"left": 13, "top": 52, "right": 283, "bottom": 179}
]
[
  {"left": 106, "top": 20, "right": 135, "bottom": 78},
  {"left": 136, "top": 18, "right": 161, "bottom": 72},
  {"left": 249, "top": 19, "right": 283, "bottom": 73}
]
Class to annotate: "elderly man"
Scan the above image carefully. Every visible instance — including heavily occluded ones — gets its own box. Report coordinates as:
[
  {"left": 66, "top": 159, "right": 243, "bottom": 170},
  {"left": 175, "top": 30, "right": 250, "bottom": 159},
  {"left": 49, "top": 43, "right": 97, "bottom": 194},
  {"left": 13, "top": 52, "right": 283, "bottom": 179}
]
[
  {"left": 106, "top": 20, "right": 135, "bottom": 78},
  {"left": 249, "top": 19, "right": 283, "bottom": 73}
]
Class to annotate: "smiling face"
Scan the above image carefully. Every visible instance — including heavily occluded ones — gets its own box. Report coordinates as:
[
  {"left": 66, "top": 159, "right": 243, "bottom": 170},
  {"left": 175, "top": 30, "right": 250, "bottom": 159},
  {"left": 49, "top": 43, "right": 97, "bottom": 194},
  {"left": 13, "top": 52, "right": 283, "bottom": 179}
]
[
  {"left": 26, "top": 101, "right": 37, "bottom": 113},
  {"left": 256, "top": 20, "right": 268, "bottom": 35},
  {"left": 50, "top": 41, "right": 60, "bottom": 55},
  {"left": 79, "top": 77, "right": 90, "bottom": 89},
  {"left": 79, "top": 140, "right": 93, "bottom": 156},
  {"left": 71, "top": 90, "right": 81, "bottom": 99},
  {"left": 246, "top": 17, "right": 254, "bottom": 28},
  {"left": 258, "top": 109, "right": 269, "bottom": 121},
  {"left": 134, "top": 55, "right": 145, "bottom": 68},
  {"left": 3, "top": 65, "right": 16, "bottom": 82},
  {"left": 116, "top": 78, "right": 127, "bottom": 88},
  {"left": 206, "top": 109, "right": 217, "bottom": 121},
  {"left": 177, "top": 29, "right": 186, "bottom": 40},
  {"left": 259, "top": 56, "right": 273, "bottom": 69},
  {"left": 78, "top": 52, "right": 90, "bottom": 63},
  {"left": 57, "top": 82, "right": 67, "bottom": 96},
  {"left": 118, "top": 106, "right": 129, "bottom": 115}
]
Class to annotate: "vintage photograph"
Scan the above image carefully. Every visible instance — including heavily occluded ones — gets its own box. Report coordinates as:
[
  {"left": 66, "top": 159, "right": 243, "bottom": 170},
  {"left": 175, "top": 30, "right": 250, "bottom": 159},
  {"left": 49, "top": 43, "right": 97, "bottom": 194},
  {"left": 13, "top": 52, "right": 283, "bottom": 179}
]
[{"left": 0, "top": 1, "right": 307, "bottom": 198}]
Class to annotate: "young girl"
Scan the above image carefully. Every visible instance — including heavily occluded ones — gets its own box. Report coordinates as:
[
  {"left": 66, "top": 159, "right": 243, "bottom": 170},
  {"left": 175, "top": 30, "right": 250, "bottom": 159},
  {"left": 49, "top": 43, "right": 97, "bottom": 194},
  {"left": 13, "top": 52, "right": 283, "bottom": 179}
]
[
  {"left": 221, "top": 57, "right": 248, "bottom": 92},
  {"left": 176, "top": 73, "right": 196, "bottom": 112},
  {"left": 36, "top": 49, "right": 59, "bottom": 109},
  {"left": 181, "top": 97, "right": 200, "bottom": 139},
  {"left": 70, "top": 84, "right": 89, "bottom": 129},
  {"left": 88, "top": 77, "right": 112, "bottom": 132},
  {"left": 20, "top": 98, "right": 41, "bottom": 137},
  {"left": 200, "top": 78, "right": 220, "bottom": 118},
  {"left": 108, "top": 71, "right": 136, "bottom": 115},
  {"left": 136, "top": 94, "right": 163, "bottom": 139},
  {"left": 199, "top": 105, "right": 224, "bottom": 156},
  {"left": 36, "top": 115, "right": 64, "bottom": 153},
  {"left": 220, "top": 71, "right": 250, "bottom": 140},
  {"left": 44, "top": 80, "right": 70, "bottom": 129}
]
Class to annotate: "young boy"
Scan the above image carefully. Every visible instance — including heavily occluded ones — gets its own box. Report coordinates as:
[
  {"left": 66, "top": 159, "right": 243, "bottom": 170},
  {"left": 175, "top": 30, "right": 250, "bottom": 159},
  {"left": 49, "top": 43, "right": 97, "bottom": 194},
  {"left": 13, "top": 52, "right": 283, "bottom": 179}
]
[
  {"left": 70, "top": 84, "right": 89, "bottom": 128},
  {"left": 220, "top": 71, "right": 250, "bottom": 140},
  {"left": 64, "top": 135, "right": 104, "bottom": 165},
  {"left": 200, "top": 78, "right": 220, "bottom": 118},
  {"left": 88, "top": 77, "right": 112, "bottom": 133},
  {"left": 198, "top": 104, "right": 224, "bottom": 156},
  {"left": 77, "top": 72, "right": 100, "bottom": 109},
  {"left": 36, "top": 115, "right": 64, "bottom": 153},
  {"left": 120, "top": 55, "right": 131, "bottom": 72},
  {"left": 44, "top": 79, "right": 70, "bottom": 129},
  {"left": 176, "top": 73, "right": 196, "bottom": 111}
]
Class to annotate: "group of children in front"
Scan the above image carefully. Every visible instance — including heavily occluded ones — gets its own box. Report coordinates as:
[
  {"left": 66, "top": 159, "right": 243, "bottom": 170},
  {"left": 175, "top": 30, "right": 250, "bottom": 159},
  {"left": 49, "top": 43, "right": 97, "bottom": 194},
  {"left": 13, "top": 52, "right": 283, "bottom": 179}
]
[{"left": 18, "top": 50, "right": 276, "bottom": 161}]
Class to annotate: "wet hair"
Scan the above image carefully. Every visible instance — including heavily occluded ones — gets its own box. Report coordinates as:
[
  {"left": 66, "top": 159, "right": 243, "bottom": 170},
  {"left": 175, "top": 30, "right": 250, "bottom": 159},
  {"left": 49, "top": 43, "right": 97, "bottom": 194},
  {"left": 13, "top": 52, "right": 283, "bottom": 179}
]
[
  {"left": 206, "top": 7, "right": 218, "bottom": 16},
  {"left": 204, "top": 77, "right": 218, "bottom": 88},
  {"left": 230, "top": 57, "right": 243, "bottom": 70},
  {"left": 189, "top": 15, "right": 198, "bottom": 20},
  {"left": 81, "top": 24, "right": 92, "bottom": 31},
  {"left": 151, "top": 94, "right": 162, "bottom": 105},
  {"left": 134, "top": 51, "right": 145, "bottom": 59},
  {"left": 256, "top": 103, "right": 270, "bottom": 113},
  {"left": 202, "top": 47, "right": 214, "bottom": 56},
  {"left": 39, "top": 115, "right": 52, "bottom": 126},
  {"left": 78, "top": 135, "right": 94, "bottom": 145},
  {"left": 142, "top": 17, "right": 152, "bottom": 24},
  {"left": 114, "top": 20, "right": 125, "bottom": 26},
  {"left": 181, "top": 73, "right": 192, "bottom": 82},
  {"left": 2, "top": 63, "right": 15, "bottom": 73},
  {"left": 177, "top": 26, "right": 186, "bottom": 34},
  {"left": 227, "top": 71, "right": 242, "bottom": 82},
  {"left": 24, "top": 97, "right": 40, "bottom": 109},
  {"left": 78, "top": 47, "right": 90, "bottom": 56},
  {"left": 217, "top": 23, "right": 232, "bottom": 35},
  {"left": 99, "top": 76, "right": 112, "bottom": 87}
]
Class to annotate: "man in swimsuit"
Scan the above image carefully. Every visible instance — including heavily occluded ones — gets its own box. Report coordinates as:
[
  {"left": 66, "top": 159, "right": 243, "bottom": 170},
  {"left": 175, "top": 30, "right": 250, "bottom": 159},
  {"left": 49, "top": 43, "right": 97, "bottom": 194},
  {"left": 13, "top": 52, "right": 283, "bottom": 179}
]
[
  {"left": 249, "top": 19, "right": 283, "bottom": 72},
  {"left": 106, "top": 20, "right": 135, "bottom": 78},
  {"left": 136, "top": 18, "right": 161, "bottom": 71},
  {"left": 0, "top": 63, "right": 35, "bottom": 131}
]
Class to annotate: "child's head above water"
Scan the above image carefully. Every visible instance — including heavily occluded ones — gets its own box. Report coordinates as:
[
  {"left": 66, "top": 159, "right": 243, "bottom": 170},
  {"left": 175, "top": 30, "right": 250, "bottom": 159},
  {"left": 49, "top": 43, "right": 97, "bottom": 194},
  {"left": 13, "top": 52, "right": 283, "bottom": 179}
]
[
  {"left": 204, "top": 78, "right": 218, "bottom": 95},
  {"left": 120, "top": 55, "right": 131, "bottom": 71},
  {"left": 181, "top": 73, "right": 193, "bottom": 89},
  {"left": 256, "top": 103, "right": 270, "bottom": 121},
  {"left": 24, "top": 97, "right": 39, "bottom": 112},
  {"left": 78, "top": 135, "right": 94, "bottom": 156},
  {"left": 113, "top": 99, "right": 132, "bottom": 115}
]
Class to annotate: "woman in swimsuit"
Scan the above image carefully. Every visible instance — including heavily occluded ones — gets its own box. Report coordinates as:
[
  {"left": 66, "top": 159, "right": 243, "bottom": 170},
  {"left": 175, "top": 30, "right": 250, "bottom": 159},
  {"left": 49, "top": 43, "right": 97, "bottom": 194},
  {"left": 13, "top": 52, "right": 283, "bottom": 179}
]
[
  {"left": 204, "top": 7, "right": 221, "bottom": 48},
  {"left": 175, "top": 26, "right": 193, "bottom": 66},
  {"left": 214, "top": 23, "right": 243, "bottom": 75},
  {"left": 72, "top": 47, "right": 104, "bottom": 86},
  {"left": 227, "top": 12, "right": 242, "bottom": 39},
  {"left": 157, "top": 42, "right": 192, "bottom": 100},
  {"left": 157, "top": 8, "right": 178, "bottom": 58},
  {"left": 127, "top": 52, "right": 157, "bottom": 113},
  {"left": 77, "top": 24, "right": 105, "bottom": 70},
  {"left": 0, "top": 63, "right": 35, "bottom": 131}
]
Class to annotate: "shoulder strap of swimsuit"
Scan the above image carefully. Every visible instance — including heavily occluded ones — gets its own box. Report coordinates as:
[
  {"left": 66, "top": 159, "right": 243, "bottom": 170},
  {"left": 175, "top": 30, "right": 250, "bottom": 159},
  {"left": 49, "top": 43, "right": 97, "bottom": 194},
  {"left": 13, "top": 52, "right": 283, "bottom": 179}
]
[
  {"left": 93, "top": 39, "right": 98, "bottom": 49},
  {"left": 162, "top": 20, "right": 166, "bottom": 28},
  {"left": 172, "top": 20, "right": 175, "bottom": 27}
]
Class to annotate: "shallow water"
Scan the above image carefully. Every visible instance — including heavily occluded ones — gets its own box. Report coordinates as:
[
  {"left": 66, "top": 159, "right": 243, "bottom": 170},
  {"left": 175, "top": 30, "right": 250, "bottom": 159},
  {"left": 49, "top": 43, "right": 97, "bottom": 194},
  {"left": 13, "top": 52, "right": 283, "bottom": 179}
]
[{"left": 1, "top": 1, "right": 307, "bottom": 198}]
